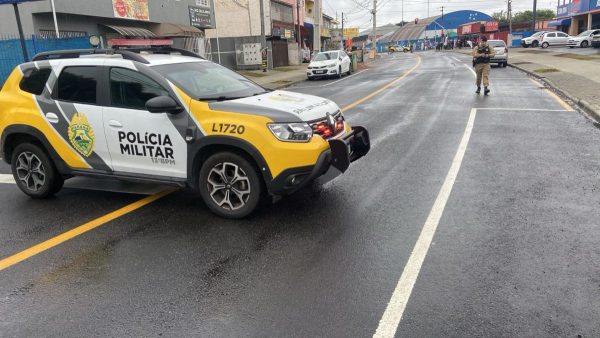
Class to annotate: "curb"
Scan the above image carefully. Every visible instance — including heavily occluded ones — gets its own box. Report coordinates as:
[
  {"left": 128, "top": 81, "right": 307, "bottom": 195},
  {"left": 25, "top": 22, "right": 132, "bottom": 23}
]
[{"left": 508, "top": 63, "right": 600, "bottom": 120}]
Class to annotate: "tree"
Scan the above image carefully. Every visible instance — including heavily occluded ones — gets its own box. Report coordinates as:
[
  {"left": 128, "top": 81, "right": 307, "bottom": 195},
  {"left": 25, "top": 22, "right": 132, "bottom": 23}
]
[
  {"left": 512, "top": 9, "right": 556, "bottom": 24},
  {"left": 492, "top": 11, "right": 508, "bottom": 25}
]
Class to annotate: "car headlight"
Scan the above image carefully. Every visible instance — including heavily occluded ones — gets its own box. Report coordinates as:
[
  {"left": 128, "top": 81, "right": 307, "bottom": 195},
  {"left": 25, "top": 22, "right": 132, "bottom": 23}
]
[
  {"left": 327, "top": 63, "right": 337, "bottom": 68},
  {"left": 268, "top": 123, "right": 313, "bottom": 142}
]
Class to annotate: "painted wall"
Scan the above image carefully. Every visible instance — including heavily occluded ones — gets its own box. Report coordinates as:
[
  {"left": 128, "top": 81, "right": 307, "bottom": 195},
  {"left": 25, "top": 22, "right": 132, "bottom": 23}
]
[
  {"left": 0, "top": 0, "right": 212, "bottom": 36},
  {"left": 205, "top": 0, "right": 271, "bottom": 39}
]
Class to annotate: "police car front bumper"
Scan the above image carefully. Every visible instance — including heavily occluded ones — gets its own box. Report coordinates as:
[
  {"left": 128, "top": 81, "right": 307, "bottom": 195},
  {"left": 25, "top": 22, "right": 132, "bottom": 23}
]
[{"left": 268, "top": 126, "right": 370, "bottom": 196}]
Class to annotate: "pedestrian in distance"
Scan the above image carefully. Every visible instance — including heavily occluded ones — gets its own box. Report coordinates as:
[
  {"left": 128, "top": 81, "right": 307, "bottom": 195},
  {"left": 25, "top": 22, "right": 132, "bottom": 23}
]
[{"left": 472, "top": 36, "right": 495, "bottom": 96}]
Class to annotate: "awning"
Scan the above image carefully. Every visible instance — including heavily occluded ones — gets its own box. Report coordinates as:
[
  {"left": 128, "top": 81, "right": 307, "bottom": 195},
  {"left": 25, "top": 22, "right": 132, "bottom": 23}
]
[
  {"left": 153, "top": 23, "right": 203, "bottom": 37},
  {"left": 548, "top": 18, "right": 571, "bottom": 27},
  {"left": 101, "top": 24, "right": 157, "bottom": 38}
]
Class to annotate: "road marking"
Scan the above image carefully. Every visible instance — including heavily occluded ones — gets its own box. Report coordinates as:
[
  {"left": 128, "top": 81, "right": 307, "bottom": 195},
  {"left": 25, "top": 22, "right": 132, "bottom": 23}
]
[
  {"left": 324, "top": 69, "right": 369, "bottom": 87},
  {"left": 477, "top": 108, "right": 574, "bottom": 112},
  {"left": 0, "top": 189, "right": 174, "bottom": 272},
  {"left": 463, "top": 63, "right": 477, "bottom": 77},
  {"left": 544, "top": 88, "right": 573, "bottom": 111},
  {"left": 0, "top": 174, "right": 15, "bottom": 184},
  {"left": 373, "top": 108, "right": 478, "bottom": 338},
  {"left": 342, "top": 55, "right": 422, "bottom": 112}
]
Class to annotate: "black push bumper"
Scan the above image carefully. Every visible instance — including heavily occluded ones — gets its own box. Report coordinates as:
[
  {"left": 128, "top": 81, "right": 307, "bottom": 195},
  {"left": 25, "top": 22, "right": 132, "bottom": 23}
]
[{"left": 268, "top": 126, "right": 370, "bottom": 196}]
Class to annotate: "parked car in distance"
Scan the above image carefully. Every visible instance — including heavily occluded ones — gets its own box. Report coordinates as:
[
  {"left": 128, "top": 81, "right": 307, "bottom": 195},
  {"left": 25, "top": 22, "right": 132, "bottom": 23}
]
[
  {"left": 540, "top": 31, "right": 571, "bottom": 48},
  {"left": 307, "top": 50, "right": 352, "bottom": 80},
  {"left": 488, "top": 40, "right": 508, "bottom": 67},
  {"left": 593, "top": 34, "right": 600, "bottom": 48},
  {"left": 521, "top": 31, "right": 548, "bottom": 48},
  {"left": 567, "top": 29, "right": 600, "bottom": 48}
]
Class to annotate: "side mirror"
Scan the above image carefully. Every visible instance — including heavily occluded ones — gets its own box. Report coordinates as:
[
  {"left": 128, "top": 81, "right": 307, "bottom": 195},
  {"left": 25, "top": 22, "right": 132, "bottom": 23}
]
[{"left": 145, "top": 96, "right": 183, "bottom": 114}]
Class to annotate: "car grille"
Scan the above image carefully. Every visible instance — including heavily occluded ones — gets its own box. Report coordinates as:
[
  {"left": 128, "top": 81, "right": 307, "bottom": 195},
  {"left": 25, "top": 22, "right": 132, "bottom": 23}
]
[
  {"left": 310, "top": 111, "right": 345, "bottom": 140},
  {"left": 308, "top": 65, "right": 327, "bottom": 69}
]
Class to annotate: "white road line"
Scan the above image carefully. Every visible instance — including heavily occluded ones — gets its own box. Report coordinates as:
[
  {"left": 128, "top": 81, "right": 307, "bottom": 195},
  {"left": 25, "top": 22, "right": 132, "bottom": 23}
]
[
  {"left": 323, "top": 69, "right": 368, "bottom": 87},
  {"left": 463, "top": 63, "right": 476, "bottom": 77},
  {"left": 477, "top": 108, "right": 574, "bottom": 112},
  {"left": 0, "top": 174, "right": 15, "bottom": 184},
  {"left": 373, "top": 108, "right": 478, "bottom": 338}
]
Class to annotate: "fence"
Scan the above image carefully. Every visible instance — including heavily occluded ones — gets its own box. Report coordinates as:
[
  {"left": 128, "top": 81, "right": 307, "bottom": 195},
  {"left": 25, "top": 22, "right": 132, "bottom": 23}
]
[{"left": 0, "top": 35, "right": 91, "bottom": 87}]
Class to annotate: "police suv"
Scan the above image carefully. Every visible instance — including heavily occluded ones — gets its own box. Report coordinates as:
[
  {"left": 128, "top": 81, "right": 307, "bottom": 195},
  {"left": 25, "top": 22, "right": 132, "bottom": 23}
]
[{"left": 0, "top": 47, "right": 370, "bottom": 218}]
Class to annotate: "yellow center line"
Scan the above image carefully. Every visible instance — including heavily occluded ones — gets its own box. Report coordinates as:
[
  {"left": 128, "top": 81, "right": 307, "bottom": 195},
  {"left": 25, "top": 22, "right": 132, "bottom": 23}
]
[
  {"left": 0, "top": 189, "right": 174, "bottom": 272},
  {"left": 341, "top": 55, "right": 422, "bottom": 112}
]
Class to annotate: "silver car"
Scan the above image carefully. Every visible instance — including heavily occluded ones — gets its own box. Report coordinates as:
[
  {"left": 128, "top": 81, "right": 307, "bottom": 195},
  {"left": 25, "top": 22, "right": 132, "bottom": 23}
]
[{"left": 488, "top": 40, "right": 508, "bottom": 68}]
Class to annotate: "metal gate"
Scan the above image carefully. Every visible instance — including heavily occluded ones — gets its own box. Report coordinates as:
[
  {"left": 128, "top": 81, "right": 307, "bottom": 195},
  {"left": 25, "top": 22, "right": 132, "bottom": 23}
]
[{"left": 271, "top": 40, "right": 289, "bottom": 68}]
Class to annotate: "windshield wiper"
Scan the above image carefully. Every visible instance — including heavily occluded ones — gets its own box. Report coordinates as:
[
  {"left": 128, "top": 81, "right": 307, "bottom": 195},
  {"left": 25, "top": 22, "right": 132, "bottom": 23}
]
[{"left": 197, "top": 96, "right": 246, "bottom": 102}]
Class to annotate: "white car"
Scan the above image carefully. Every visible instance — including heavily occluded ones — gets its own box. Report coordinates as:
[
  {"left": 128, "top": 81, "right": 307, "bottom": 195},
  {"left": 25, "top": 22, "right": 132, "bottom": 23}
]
[
  {"left": 567, "top": 29, "right": 600, "bottom": 48},
  {"left": 488, "top": 40, "right": 508, "bottom": 67},
  {"left": 307, "top": 50, "right": 352, "bottom": 80},
  {"left": 540, "top": 31, "right": 571, "bottom": 48},
  {"left": 521, "top": 31, "right": 548, "bottom": 48}
]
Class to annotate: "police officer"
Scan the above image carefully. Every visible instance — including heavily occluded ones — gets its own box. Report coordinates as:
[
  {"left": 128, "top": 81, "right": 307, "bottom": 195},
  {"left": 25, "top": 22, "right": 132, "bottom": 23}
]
[{"left": 472, "top": 36, "right": 495, "bottom": 95}]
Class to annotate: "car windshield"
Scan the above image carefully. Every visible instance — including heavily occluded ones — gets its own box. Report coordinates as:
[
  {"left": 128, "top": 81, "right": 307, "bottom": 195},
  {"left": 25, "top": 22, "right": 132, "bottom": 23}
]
[
  {"left": 488, "top": 41, "right": 506, "bottom": 48},
  {"left": 314, "top": 52, "right": 339, "bottom": 61},
  {"left": 577, "top": 31, "right": 592, "bottom": 37},
  {"left": 531, "top": 32, "right": 545, "bottom": 37},
  {"left": 152, "top": 62, "right": 267, "bottom": 101}
]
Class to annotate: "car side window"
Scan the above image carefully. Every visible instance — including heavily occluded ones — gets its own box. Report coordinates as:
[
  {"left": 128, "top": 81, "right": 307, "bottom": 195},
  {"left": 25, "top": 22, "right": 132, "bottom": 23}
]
[
  {"left": 559, "top": 33, "right": 568, "bottom": 37},
  {"left": 19, "top": 68, "right": 52, "bottom": 95},
  {"left": 55, "top": 66, "right": 98, "bottom": 104},
  {"left": 548, "top": 33, "right": 556, "bottom": 38},
  {"left": 110, "top": 68, "right": 170, "bottom": 110}
]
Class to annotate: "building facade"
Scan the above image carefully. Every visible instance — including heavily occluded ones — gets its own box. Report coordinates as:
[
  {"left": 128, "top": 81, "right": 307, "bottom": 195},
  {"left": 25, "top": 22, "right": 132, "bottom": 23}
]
[
  {"left": 555, "top": 0, "right": 600, "bottom": 35},
  {"left": 0, "top": 0, "right": 215, "bottom": 51}
]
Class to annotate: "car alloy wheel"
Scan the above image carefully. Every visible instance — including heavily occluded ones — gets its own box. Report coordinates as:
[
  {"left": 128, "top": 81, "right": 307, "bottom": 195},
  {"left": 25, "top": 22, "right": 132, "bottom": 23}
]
[
  {"left": 581, "top": 41, "right": 589, "bottom": 48},
  {"left": 15, "top": 151, "right": 45, "bottom": 192},
  {"left": 541, "top": 42, "right": 549, "bottom": 49},
  {"left": 207, "top": 162, "right": 251, "bottom": 211}
]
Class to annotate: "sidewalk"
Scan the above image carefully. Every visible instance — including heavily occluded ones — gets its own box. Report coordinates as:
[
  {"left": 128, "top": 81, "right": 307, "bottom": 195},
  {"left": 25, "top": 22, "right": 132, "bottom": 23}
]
[
  {"left": 454, "top": 48, "right": 600, "bottom": 117},
  {"left": 238, "top": 65, "right": 308, "bottom": 90}
]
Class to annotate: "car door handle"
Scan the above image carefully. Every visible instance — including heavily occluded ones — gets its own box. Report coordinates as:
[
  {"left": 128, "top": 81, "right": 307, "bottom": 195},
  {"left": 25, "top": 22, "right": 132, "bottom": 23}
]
[
  {"left": 45, "top": 113, "right": 59, "bottom": 124},
  {"left": 108, "top": 120, "right": 123, "bottom": 129}
]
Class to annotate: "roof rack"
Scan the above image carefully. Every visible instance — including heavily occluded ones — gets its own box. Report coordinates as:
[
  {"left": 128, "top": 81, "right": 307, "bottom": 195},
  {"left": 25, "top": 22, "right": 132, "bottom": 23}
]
[
  {"left": 31, "top": 47, "right": 205, "bottom": 64},
  {"left": 114, "top": 46, "right": 205, "bottom": 60},
  {"left": 32, "top": 49, "right": 150, "bottom": 64}
]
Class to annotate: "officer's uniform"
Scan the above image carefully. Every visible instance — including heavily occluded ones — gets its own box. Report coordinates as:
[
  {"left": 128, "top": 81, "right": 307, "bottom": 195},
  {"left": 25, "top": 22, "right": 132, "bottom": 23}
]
[{"left": 472, "top": 43, "right": 495, "bottom": 92}]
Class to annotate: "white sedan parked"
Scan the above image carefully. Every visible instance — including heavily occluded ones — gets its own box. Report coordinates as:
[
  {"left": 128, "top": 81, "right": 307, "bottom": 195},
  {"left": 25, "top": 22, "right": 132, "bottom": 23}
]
[
  {"left": 307, "top": 50, "right": 352, "bottom": 80},
  {"left": 567, "top": 29, "right": 600, "bottom": 48}
]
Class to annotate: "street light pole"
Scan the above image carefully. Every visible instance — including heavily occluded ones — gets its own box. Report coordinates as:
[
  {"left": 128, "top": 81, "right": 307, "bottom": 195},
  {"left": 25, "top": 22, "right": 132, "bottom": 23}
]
[
  {"left": 297, "top": 0, "right": 302, "bottom": 49},
  {"left": 372, "top": 0, "right": 377, "bottom": 53},
  {"left": 50, "top": 0, "right": 60, "bottom": 38},
  {"left": 532, "top": 0, "right": 537, "bottom": 32}
]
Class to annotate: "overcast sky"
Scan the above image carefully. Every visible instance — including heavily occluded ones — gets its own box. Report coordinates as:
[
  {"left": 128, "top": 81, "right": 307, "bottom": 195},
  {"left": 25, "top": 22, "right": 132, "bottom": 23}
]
[{"left": 322, "top": 0, "right": 558, "bottom": 30}]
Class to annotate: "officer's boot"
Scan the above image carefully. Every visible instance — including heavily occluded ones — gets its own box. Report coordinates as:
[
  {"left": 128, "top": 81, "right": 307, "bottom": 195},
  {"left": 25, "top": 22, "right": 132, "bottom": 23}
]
[
  {"left": 484, "top": 87, "right": 490, "bottom": 96},
  {"left": 476, "top": 86, "right": 481, "bottom": 94}
]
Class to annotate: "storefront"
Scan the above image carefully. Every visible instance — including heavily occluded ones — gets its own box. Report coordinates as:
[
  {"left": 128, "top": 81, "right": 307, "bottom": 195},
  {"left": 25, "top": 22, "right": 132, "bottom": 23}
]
[{"left": 556, "top": 0, "right": 600, "bottom": 35}]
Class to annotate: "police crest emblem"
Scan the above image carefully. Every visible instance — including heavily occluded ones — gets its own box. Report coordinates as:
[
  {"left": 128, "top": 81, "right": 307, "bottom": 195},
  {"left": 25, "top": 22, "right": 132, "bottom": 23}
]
[{"left": 68, "top": 113, "right": 95, "bottom": 157}]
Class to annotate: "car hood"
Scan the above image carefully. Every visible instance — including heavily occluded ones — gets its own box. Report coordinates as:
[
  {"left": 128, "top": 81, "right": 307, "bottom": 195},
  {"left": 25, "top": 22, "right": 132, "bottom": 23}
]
[
  {"left": 309, "top": 60, "right": 336, "bottom": 68},
  {"left": 570, "top": 36, "right": 586, "bottom": 41},
  {"left": 208, "top": 90, "right": 341, "bottom": 123}
]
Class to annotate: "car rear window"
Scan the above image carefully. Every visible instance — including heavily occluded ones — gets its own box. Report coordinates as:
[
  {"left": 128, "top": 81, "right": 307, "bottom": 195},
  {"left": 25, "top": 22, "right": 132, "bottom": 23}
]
[
  {"left": 489, "top": 41, "right": 506, "bottom": 48},
  {"left": 55, "top": 66, "right": 98, "bottom": 104},
  {"left": 19, "top": 68, "right": 52, "bottom": 95}
]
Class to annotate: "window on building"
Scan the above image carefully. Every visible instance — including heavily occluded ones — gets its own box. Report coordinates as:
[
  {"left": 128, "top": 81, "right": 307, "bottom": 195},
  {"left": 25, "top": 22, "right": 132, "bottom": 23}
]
[
  {"left": 19, "top": 68, "right": 52, "bottom": 95},
  {"left": 110, "top": 68, "right": 170, "bottom": 110},
  {"left": 55, "top": 67, "right": 98, "bottom": 104}
]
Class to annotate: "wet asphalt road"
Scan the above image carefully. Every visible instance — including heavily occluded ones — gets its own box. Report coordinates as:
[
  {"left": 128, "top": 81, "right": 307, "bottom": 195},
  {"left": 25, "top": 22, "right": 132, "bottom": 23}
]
[{"left": 1, "top": 52, "right": 600, "bottom": 337}]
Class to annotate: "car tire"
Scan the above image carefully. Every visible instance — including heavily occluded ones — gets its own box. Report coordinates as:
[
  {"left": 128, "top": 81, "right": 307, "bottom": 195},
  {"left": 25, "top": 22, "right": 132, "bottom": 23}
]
[
  {"left": 569, "top": 46, "right": 575, "bottom": 49},
  {"left": 581, "top": 41, "right": 589, "bottom": 48},
  {"left": 198, "top": 152, "right": 262, "bottom": 219},
  {"left": 532, "top": 41, "right": 539, "bottom": 48},
  {"left": 541, "top": 42, "right": 549, "bottom": 49},
  {"left": 11, "top": 143, "right": 63, "bottom": 199}
]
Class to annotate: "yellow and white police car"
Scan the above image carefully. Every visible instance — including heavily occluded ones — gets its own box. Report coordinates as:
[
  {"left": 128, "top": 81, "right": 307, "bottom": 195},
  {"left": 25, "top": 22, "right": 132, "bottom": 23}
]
[{"left": 0, "top": 47, "right": 370, "bottom": 218}]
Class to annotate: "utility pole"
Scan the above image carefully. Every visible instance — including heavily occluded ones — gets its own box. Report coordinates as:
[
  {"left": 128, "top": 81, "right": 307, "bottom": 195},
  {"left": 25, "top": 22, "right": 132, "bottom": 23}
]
[
  {"left": 372, "top": 0, "right": 377, "bottom": 53},
  {"left": 508, "top": 0, "right": 513, "bottom": 47},
  {"left": 313, "top": 0, "right": 321, "bottom": 53},
  {"left": 532, "top": 0, "right": 537, "bottom": 32},
  {"left": 259, "top": 0, "right": 267, "bottom": 71},
  {"left": 50, "top": 0, "right": 60, "bottom": 38},
  {"left": 440, "top": 6, "right": 445, "bottom": 38},
  {"left": 401, "top": 0, "right": 404, "bottom": 25},
  {"left": 427, "top": 0, "right": 429, "bottom": 17},
  {"left": 341, "top": 12, "right": 344, "bottom": 50},
  {"left": 297, "top": 0, "right": 302, "bottom": 49}
]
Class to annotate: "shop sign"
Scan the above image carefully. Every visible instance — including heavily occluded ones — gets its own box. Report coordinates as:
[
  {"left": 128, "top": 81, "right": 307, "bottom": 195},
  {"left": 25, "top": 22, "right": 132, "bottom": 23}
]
[
  {"left": 0, "top": 0, "right": 43, "bottom": 4},
  {"left": 189, "top": 5, "right": 214, "bottom": 28},
  {"left": 343, "top": 27, "right": 360, "bottom": 38},
  {"left": 112, "top": 0, "right": 149, "bottom": 21},
  {"left": 556, "top": 0, "right": 592, "bottom": 17},
  {"left": 485, "top": 21, "right": 499, "bottom": 32}
]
